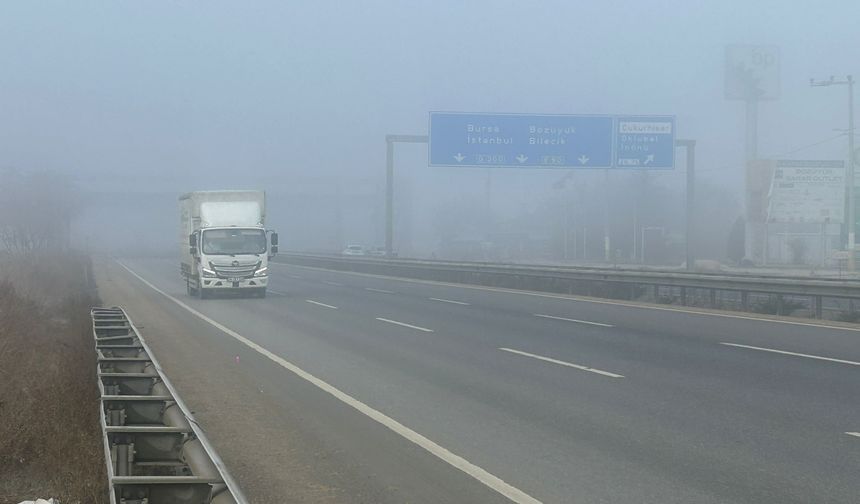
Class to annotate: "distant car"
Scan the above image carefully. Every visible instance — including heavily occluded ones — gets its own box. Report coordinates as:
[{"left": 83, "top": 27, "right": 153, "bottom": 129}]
[
  {"left": 367, "top": 246, "right": 388, "bottom": 257},
  {"left": 342, "top": 244, "right": 365, "bottom": 256}
]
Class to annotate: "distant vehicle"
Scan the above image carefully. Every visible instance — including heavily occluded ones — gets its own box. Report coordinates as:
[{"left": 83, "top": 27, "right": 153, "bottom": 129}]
[
  {"left": 342, "top": 244, "right": 365, "bottom": 256},
  {"left": 367, "top": 246, "right": 388, "bottom": 257},
  {"left": 180, "top": 190, "right": 278, "bottom": 299}
]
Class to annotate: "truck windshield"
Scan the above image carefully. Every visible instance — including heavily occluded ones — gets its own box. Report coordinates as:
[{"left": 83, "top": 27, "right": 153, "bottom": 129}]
[{"left": 202, "top": 229, "right": 266, "bottom": 255}]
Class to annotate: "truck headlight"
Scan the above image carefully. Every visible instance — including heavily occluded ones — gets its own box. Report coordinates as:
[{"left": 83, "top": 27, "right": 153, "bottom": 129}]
[
  {"left": 202, "top": 268, "right": 217, "bottom": 278},
  {"left": 254, "top": 267, "right": 268, "bottom": 277}
]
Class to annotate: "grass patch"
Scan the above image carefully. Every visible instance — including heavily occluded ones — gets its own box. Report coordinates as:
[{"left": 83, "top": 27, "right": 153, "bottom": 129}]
[{"left": 0, "top": 253, "right": 107, "bottom": 504}]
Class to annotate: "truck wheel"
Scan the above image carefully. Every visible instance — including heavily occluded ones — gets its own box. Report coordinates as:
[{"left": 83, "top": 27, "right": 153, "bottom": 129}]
[
  {"left": 186, "top": 281, "right": 196, "bottom": 296},
  {"left": 198, "top": 287, "right": 208, "bottom": 300}
]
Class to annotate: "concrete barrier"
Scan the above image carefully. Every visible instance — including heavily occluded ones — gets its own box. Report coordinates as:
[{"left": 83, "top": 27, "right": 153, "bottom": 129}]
[{"left": 276, "top": 253, "right": 860, "bottom": 319}]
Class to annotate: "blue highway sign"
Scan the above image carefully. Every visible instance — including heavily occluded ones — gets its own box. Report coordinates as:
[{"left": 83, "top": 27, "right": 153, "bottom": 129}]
[
  {"left": 615, "top": 116, "right": 675, "bottom": 169},
  {"left": 429, "top": 112, "right": 676, "bottom": 170},
  {"left": 429, "top": 112, "right": 614, "bottom": 168}
]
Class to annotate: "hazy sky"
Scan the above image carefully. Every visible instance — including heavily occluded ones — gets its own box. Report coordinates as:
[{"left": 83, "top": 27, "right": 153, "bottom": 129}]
[{"left": 1, "top": 0, "right": 857, "bottom": 192}]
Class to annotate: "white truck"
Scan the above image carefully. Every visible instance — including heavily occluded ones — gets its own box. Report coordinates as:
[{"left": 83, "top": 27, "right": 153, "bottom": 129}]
[{"left": 180, "top": 190, "right": 278, "bottom": 299}]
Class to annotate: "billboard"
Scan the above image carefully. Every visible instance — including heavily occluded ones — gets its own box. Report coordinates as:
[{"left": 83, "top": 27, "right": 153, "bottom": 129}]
[
  {"left": 725, "top": 45, "right": 780, "bottom": 100},
  {"left": 767, "top": 160, "right": 845, "bottom": 223}
]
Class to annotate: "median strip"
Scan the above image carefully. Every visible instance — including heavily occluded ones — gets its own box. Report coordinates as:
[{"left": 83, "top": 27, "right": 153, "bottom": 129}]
[
  {"left": 720, "top": 342, "right": 860, "bottom": 367},
  {"left": 498, "top": 347, "right": 624, "bottom": 378},
  {"left": 375, "top": 317, "right": 434, "bottom": 332},
  {"left": 305, "top": 299, "right": 338, "bottom": 309},
  {"left": 429, "top": 297, "right": 471, "bottom": 306},
  {"left": 533, "top": 313, "right": 613, "bottom": 327}
]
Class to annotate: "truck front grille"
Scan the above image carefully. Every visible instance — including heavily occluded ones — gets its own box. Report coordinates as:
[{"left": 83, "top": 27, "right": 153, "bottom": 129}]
[{"left": 210, "top": 261, "right": 260, "bottom": 278}]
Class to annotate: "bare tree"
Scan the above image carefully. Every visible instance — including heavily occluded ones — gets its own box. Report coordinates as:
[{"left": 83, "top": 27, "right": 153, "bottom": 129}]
[{"left": 0, "top": 168, "right": 80, "bottom": 255}]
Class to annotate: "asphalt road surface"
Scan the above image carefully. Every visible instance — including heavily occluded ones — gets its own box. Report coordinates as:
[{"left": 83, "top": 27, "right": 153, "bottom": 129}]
[{"left": 94, "top": 257, "right": 860, "bottom": 504}]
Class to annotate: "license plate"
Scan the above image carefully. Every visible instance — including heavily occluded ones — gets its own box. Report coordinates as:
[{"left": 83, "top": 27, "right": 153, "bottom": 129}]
[{"left": 229, "top": 278, "right": 241, "bottom": 283}]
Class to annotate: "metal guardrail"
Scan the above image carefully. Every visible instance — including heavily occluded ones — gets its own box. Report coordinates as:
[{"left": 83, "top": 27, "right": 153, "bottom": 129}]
[
  {"left": 92, "top": 307, "right": 247, "bottom": 504},
  {"left": 277, "top": 253, "right": 860, "bottom": 319}
]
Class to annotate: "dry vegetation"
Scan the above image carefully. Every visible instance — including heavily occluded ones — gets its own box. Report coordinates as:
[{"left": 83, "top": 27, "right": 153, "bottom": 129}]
[{"left": 0, "top": 253, "right": 107, "bottom": 504}]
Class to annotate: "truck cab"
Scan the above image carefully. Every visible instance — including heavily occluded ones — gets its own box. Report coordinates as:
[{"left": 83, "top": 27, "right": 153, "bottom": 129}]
[
  {"left": 187, "top": 227, "right": 277, "bottom": 298},
  {"left": 180, "top": 191, "right": 277, "bottom": 299}
]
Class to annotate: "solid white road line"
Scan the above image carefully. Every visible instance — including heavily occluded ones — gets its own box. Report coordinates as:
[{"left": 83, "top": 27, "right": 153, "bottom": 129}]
[
  {"left": 271, "top": 263, "right": 860, "bottom": 333},
  {"left": 305, "top": 299, "right": 338, "bottom": 309},
  {"left": 322, "top": 280, "right": 344, "bottom": 287},
  {"left": 720, "top": 342, "right": 860, "bottom": 367},
  {"left": 499, "top": 347, "right": 624, "bottom": 378},
  {"left": 365, "top": 287, "right": 395, "bottom": 294},
  {"left": 268, "top": 289, "right": 289, "bottom": 296},
  {"left": 846, "top": 432, "right": 860, "bottom": 439},
  {"left": 429, "top": 297, "right": 471, "bottom": 306},
  {"left": 116, "top": 261, "right": 540, "bottom": 504},
  {"left": 286, "top": 274, "right": 303, "bottom": 279},
  {"left": 375, "top": 317, "right": 434, "bottom": 333},
  {"left": 533, "top": 313, "right": 613, "bottom": 327}
]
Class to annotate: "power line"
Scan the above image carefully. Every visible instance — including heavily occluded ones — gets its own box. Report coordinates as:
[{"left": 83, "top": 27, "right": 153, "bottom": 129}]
[{"left": 765, "top": 132, "right": 847, "bottom": 159}]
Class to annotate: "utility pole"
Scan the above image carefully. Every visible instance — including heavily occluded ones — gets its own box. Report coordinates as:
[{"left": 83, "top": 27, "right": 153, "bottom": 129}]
[{"left": 811, "top": 75, "right": 855, "bottom": 270}]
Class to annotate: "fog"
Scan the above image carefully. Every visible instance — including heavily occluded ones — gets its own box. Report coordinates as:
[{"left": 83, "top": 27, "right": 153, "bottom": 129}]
[{"left": 1, "top": 1, "right": 857, "bottom": 265}]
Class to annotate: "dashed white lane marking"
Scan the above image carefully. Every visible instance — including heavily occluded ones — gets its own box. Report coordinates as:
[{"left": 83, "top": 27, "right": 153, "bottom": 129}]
[
  {"left": 271, "top": 263, "right": 860, "bottom": 333},
  {"left": 116, "top": 261, "right": 541, "bottom": 504},
  {"left": 268, "top": 289, "right": 289, "bottom": 296},
  {"left": 365, "top": 287, "right": 395, "bottom": 294},
  {"left": 845, "top": 432, "right": 860, "bottom": 439},
  {"left": 322, "top": 280, "right": 344, "bottom": 287},
  {"left": 533, "top": 313, "right": 613, "bottom": 327},
  {"left": 720, "top": 342, "right": 860, "bottom": 367},
  {"left": 375, "top": 317, "right": 434, "bottom": 333},
  {"left": 305, "top": 299, "right": 338, "bottom": 309},
  {"left": 499, "top": 347, "right": 624, "bottom": 378},
  {"left": 429, "top": 297, "right": 471, "bottom": 306}
]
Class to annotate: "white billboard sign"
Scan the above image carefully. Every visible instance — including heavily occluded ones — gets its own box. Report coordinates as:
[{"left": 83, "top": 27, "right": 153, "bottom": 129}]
[{"left": 767, "top": 160, "right": 845, "bottom": 223}]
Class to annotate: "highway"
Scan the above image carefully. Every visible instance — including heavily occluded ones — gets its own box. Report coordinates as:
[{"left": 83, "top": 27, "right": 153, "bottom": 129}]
[{"left": 94, "top": 257, "right": 860, "bottom": 504}]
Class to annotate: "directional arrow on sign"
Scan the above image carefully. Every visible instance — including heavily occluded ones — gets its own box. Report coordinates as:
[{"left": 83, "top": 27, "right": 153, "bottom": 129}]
[
  {"left": 453, "top": 153, "right": 465, "bottom": 163},
  {"left": 578, "top": 155, "right": 589, "bottom": 165},
  {"left": 644, "top": 154, "right": 654, "bottom": 165},
  {"left": 516, "top": 154, "right": 528, "bottom": 163}
]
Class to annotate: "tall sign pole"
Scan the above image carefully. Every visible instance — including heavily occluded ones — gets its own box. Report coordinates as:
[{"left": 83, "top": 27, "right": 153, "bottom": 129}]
[
  {"left": 745, "top": 99, "right": 758, "bottom": 162},
  {"left": 725, "top": 45, "right": 780, "bottom": 264},
  {"left": 385, "top": 137, "right": 394, "bottom": 256},
  {"left": 849, "top": 76, "right": 855, "bottom": 267},
  {"left": 676, "top": 139, "right": 696, "bottom": 270},
  {"left": 385, "top": 134, "right": 428, "bottom": 257},
  {"left": 811, "top": 75, "right": 856, "bottom": 270}
]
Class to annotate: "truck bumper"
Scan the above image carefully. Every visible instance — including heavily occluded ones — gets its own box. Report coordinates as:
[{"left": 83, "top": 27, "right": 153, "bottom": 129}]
[{"left": 200, "top": 276, "right": 267, "bottom": 290}]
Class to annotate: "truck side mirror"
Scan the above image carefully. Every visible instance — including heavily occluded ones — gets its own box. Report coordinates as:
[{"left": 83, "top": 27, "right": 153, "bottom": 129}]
[
  {"left": 271, "top": 232, "right": 279, "bottom": 246},
  {"left": 270, "top": 245, "right": 279, "bottom": 256},
  {"left": 189, "top": 234, "right": 197, "bottom": 247}
]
